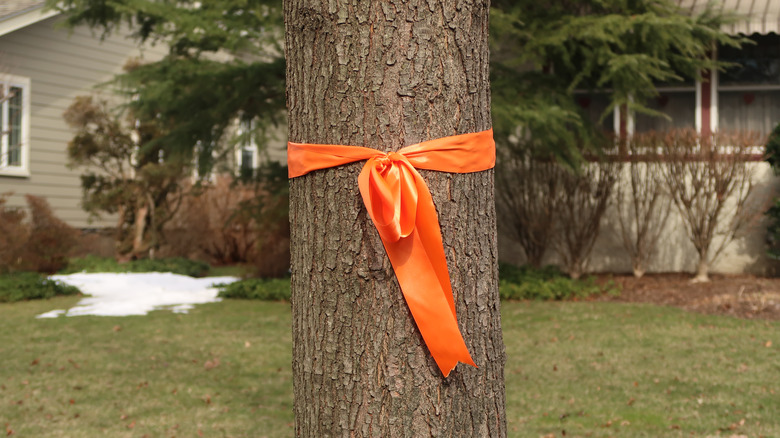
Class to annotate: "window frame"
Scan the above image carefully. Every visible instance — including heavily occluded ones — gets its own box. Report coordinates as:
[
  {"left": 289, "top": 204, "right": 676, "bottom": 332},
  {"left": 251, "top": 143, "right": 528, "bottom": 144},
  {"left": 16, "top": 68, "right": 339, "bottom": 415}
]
[
  {"left": 235, "top": 119, "right": 259, "bottom": 177},
  {"left": 0, "top": 75, "right": 31, "bottom": 177}
]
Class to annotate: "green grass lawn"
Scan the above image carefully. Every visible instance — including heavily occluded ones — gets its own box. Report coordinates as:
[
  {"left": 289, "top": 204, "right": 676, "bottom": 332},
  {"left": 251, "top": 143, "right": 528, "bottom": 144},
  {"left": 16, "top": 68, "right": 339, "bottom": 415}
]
[{"left": 0, "top": 298, "right": 777, "bottom": 437}]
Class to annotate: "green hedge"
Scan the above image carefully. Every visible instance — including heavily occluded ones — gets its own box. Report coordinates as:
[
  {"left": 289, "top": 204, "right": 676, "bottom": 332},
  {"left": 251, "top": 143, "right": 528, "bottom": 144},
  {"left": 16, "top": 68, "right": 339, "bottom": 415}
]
[
  {"left": 0, "top": 272, "right": 81, "bottom": 303},
  {"left": 499, "top": 263, "right": 618, "bottom": 301},
  {"left": 216, "top": 278, "right": 291, "bottom": 301},
  {"left": 215, "top": 265, "right": 617, "bottom": 302},
  {"left": 60, "top": 255, "right": 210, "bottom": 277}
]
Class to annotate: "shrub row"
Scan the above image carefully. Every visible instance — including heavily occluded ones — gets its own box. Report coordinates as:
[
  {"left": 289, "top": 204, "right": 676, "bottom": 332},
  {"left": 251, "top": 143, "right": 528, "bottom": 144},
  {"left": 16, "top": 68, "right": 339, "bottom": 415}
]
[
  {"left": 60, "top": 255, "right": 210, "bottom": 277},
  {"left": 216, "top": 278, "right": 291, "bottom": 301},
  {"left": 0, "top": 272, "right": 81, "bottom": 303},
  {"left": 214, "top": 265, "right": 617, "bottom": 302},
  {"left": 499, "top": 263, "right": 618, "bottom": 301}
]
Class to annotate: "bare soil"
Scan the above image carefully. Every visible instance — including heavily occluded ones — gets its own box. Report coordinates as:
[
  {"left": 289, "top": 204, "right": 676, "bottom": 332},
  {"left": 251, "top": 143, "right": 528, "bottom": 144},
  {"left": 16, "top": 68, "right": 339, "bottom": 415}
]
[{"left": 597, "top": 273, "right": 780, "bottom": 321}]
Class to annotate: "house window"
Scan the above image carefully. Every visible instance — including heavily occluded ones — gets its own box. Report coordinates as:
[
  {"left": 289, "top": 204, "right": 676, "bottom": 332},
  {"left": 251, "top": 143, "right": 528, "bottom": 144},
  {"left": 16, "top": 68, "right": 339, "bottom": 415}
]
[
  {"left": 575, "top": 92, "right": 616, "bottom": 133},
  {"left": 718, "top": 34, "right": 780, "bottom": 136},
  {"left": 0, "top": 76, "right": 30, "bottom": 176},
  {"left": 236, "top": 119, "right": 259, "bottom": 178},
  {"left": 634, "top": 88, "right": 696, "bottom": 133}
]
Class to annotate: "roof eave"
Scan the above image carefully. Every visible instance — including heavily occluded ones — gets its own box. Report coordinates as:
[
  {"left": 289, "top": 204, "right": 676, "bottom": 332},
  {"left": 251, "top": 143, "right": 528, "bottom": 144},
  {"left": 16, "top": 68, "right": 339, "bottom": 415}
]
[{"left": 0, "top": 6, "right": 59, "bottom": 38}]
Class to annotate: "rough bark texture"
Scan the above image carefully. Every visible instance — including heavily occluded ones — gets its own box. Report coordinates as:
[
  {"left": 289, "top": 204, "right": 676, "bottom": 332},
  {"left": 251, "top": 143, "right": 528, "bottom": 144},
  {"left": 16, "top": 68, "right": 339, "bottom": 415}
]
[{"left": 284, "top": 0, "right": 506, "bottom": 437}]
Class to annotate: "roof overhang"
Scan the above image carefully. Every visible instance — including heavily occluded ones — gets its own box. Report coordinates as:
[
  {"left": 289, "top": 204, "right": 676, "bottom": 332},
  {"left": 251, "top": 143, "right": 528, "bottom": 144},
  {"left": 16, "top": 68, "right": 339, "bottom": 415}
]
[
  {"left": 677, "top": 0, "right": 780, "bottom": 35},
  {"left": 0, "top": 5, "right": 59, "bottom": 38}
]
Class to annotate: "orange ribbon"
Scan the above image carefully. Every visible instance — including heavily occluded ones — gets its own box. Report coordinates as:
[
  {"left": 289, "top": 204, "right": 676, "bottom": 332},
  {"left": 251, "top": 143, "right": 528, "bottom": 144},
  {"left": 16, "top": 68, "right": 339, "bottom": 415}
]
[{"left": 288, "top": 129, "right": 495, "bottom": 376}]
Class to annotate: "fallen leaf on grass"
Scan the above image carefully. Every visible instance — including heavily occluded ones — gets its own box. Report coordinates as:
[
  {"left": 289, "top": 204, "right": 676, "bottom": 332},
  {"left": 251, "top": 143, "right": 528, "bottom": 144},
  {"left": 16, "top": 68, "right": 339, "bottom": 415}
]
[
  {"left": 766, "top": 340, "right": 772, "bottom": 347},
  {"left": 30, "top": 359, "right": 39, "bottom": 366},
  {"left": 204, "top": 358, "right": 220, "bottom": 371},
  {"left": 627, "top": 397, "right": 636, "bottom": 406}
]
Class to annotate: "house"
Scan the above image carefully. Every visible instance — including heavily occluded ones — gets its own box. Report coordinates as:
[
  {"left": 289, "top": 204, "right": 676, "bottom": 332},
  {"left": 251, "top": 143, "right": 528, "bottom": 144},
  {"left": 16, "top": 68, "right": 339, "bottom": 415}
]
[
  {"left": 0, "top": 1, "right": 169, "bottom": 227},
  {"left": 579, "top": 0, "right": 780, "bottom": 138}
]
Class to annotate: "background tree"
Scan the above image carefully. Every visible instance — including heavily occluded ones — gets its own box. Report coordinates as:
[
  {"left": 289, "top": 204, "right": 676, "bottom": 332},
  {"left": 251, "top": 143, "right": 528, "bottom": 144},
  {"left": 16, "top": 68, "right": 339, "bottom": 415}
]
[
  {"left": 490, "top": 0, "right": 744, "bottom": 276},
  {"left": 490, "top": 0, "right": 742, "bottom": 164},
  {"left": 46, "top": 0, "right": 286, "bottom": 170},
  {"left": 553, "top": 151, "right": 619, "bottom": 279},
  {"left": 614, "top": 133, "right": 673, "bottom": 278},
  {"left": 495, "top": 147, "right": 563, "bottom": 268},
  {"left": 63, "top": 95, "right": 188, "bottom": 260},
  {"left": 285, "top": 0, "right": 505, "bottom": 436},
  {"left": 661, "top": 129, "right": 762, "bottom": 282}
]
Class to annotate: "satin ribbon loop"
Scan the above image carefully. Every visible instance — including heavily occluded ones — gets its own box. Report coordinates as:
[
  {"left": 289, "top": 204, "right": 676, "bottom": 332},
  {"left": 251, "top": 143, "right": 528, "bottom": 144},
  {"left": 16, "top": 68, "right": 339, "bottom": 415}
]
[
  {"left": 288, "top": 129, "right": 495, "bottom": 377},
  {"left": 363, "top": 153, "right": 419, "bottom": 243}
]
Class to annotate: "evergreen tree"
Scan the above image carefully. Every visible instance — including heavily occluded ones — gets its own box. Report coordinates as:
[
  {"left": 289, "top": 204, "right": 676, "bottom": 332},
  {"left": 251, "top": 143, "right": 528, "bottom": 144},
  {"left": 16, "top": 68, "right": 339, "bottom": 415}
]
[
  {"left": 46, "top": 0, "right": 286, "bottom": 173},
  {"left": 490, "top": 0, "right": 743, "bottom": 164}
]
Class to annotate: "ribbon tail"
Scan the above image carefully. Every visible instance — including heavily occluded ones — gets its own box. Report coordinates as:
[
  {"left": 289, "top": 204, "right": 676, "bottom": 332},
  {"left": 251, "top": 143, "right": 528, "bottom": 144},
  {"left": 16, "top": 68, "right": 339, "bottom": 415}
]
[
  {"left": 359, "top": 163, "right": 476, "bottom": 376},
  {"left": 383, "top": 230, "right": 476, "bottom": 376}
]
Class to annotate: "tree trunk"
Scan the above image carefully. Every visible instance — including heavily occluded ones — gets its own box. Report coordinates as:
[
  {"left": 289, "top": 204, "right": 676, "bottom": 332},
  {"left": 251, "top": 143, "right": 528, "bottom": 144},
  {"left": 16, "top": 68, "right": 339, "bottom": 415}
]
[
  {"left": 692, "top": 256, "right": 710, "bottom": 283},
  {"left": 285, "top": 1, "right": 506, "bottom": 437},
  {"left": 132, "top": 203, "right": 149, "bottom": 259}
]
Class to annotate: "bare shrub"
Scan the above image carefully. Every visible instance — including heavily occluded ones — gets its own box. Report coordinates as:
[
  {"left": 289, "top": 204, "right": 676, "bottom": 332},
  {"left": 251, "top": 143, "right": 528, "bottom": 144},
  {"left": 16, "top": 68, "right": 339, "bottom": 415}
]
[
  {"left": 496, "top": 150, "right": 563, "bottom": 268},
  {"left": 164, "top": 167, "right": 289, "bottom": 277},
  {"left": 23, "top": 195, "right": 79, "bottom": 273},
  {"left": 553, "top": 158, "right": 619, "bottom": 279},
  {"left": 660, "top": 129, "right": 764, "bottom": 282},
  {"left": 614, "top": 133, "right": 673, "bottom": 278},
  {"left": 164, "top": 176, "right": 258, "bottom": 263},
  {"left": 0, "top": 193, "right": 28, "bottom": 273}
]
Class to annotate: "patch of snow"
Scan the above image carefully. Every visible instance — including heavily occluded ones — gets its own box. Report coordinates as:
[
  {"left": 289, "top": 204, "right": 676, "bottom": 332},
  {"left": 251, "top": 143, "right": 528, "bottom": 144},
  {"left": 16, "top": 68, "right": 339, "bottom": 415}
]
[{"left": 37, "top": 272, "right": 239, "bottom": 318}]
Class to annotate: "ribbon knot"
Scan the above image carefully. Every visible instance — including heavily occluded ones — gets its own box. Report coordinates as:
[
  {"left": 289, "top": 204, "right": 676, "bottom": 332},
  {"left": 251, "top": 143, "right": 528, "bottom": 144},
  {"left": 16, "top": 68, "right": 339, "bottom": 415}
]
[
  {"left": 287, "top": 129, "right": 495, "bottom": 376},
  {"left": 365, "top": 153, "right": 419, "bottom": 243}
]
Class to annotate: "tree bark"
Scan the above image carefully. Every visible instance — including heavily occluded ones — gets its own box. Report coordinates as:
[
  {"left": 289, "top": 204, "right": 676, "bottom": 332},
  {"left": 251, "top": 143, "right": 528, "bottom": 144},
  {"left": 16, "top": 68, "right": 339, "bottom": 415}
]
[{"left": 285, "top": 0, "right": 506, "bottom": 437}]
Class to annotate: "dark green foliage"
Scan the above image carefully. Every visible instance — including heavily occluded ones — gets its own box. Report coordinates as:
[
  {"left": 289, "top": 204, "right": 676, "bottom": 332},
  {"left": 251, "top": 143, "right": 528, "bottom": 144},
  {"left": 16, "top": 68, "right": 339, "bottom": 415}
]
[
  {"left": 498, "top": 263, "right": 619, "bottom": 301},
  {"left": 60, "top": 255, "right": 210, "bottom": 277},
  {"left": 216, "top": 278, "right": 290, "bottom": 301},
  {"left": 0, "top": 272, "right": 81, "bottom": 303},
  {"left": 46, "top": 0, "right": 286, "bottom": 167},
  {"left": 766, "top": 123, "right": 780, "bottom": 172},
  {"left": 126, "top": 258, "right": 210, "bottom": 277},
  {"left": 491, "top": 0, "right": 744, "bottom": 165},
  {"left": 218, "top": 265, "right": 618, "bottom": 301},
  {"left": 765, "top": 123, "right": 780, "bottom": 260}
]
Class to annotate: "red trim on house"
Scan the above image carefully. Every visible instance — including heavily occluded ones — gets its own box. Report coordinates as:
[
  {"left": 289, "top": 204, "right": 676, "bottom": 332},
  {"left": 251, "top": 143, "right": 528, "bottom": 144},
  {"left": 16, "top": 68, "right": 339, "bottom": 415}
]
[{"left": 701, "top": 70, "right": 712, "bottom": 137}]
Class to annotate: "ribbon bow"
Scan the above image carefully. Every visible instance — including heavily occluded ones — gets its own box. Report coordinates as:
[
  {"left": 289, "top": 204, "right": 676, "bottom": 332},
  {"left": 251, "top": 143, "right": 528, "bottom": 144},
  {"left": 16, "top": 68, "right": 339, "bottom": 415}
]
[{"left": 288, "top": 129, "right": 495, "bottom": 376}]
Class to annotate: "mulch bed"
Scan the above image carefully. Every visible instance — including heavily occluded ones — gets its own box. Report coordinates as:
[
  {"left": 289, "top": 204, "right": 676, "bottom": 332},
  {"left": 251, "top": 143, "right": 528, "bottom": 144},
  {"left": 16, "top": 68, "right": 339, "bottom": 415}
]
[{"left": 596, "top": 273, "right": 780, "bottom": 321}]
